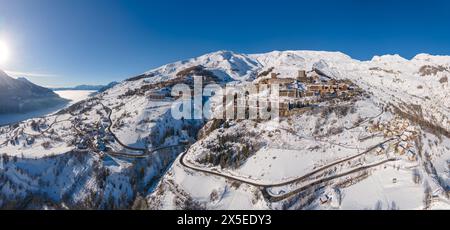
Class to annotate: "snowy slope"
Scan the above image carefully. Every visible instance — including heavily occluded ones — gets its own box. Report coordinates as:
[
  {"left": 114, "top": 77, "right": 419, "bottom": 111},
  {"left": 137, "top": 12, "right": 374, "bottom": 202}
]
[
  {"left": 146, "top": 50, "right": 450, "bottom": 210},
  {"left": 0, "top": 50, "right": 449, "bottom": 210}
]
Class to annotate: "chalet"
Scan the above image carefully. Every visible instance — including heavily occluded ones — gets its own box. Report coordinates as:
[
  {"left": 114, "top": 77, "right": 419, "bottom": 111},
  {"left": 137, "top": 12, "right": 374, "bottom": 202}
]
[
  {"left": 279, "top": 102, "right": 290, "bottom": 117},
  {"left": 407, "top": 150, "right": 417, "bottom": 161},
  {"left": 338, "top": 84, "right": 349, "bottom": 91},
  {"left": 279, "top": 89, "right": 298, "bottom": 98},
  {"left": 147, "top": 91, "right": 166, "bottom": 100},
  {"left": 266, "top": 73, "right": 296, "bottom": 86},
  {"left": 296, "top": 70, "right": 308, "bottom": 82},
  {"left": 307, "top": 84, "right": 324, "bottom": 93},
  {"left": 400, "top": 134, "right": 409, "bottom": 141},
  {"left": 396, "top": 145, "right": 405, "bottom": 155},
  {"left": 375, "top": 147, "right": 384, "bottom": 155},
  {"left": 305, "top": 85, "right": 329, "bottom": 97},
  {"left": 303, "top": 91, "right": 315, "bottom": 97},
  {"left": 396, "top": 142, "right": 409, "bottom": 155}
]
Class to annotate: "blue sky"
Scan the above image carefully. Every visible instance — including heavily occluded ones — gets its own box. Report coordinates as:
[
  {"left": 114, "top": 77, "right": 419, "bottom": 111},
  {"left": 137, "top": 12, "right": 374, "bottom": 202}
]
[{"left": 0, "top": 0, "right": 449, "bottom": 87}]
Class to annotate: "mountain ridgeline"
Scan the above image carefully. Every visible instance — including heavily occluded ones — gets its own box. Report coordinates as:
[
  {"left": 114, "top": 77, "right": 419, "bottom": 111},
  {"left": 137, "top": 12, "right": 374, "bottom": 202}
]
[{"left": 0, "top": 70, "right": 68, "bottom": 114}]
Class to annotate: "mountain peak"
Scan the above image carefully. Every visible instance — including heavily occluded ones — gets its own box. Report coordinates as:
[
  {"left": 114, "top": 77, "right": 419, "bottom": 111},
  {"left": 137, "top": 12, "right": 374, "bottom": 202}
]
[
  {"left": 0, "top": 69, "right": 11, "bottom": 78},
  {"left": 209, "top": 50, "right": 236, "bottom": 57},
  {"left": 412, "top": 53, "right": 450, "bottom": 65},
  {"left": 0, "top": 70, "right": 65, "bottom": 113},
  {"left": 371, "top": 54, "right": 408, "bottom": 63}
]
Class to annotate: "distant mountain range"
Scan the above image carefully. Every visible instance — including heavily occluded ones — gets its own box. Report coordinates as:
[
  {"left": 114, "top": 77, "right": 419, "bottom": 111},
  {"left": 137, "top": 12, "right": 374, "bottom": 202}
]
[
  {"left": 0, "top": 70, "right": 68, "bottom": 114},
  {"left": 51, "top": 84, "right": 105, "bottom": 91},
  {"left": 51, "top": 81, "right": 119, "bottom": 92}
]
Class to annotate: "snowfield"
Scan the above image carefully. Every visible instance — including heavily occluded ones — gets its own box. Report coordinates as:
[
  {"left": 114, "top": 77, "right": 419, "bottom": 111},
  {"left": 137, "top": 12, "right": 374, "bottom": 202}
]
[{"left": 1, "top": 50, "right": 449, "bottom": 209}]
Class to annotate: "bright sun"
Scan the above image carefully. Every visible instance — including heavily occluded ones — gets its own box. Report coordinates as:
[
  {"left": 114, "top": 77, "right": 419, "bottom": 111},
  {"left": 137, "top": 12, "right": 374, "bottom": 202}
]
[{"left": 0, "top": 40, "right": 10, "bottom": 66}]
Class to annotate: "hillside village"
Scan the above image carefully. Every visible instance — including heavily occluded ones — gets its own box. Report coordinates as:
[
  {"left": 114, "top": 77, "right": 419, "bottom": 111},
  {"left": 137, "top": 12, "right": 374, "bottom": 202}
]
[
  {"left": 255, "top": 69, "right": 360, "bottom": 117},
  {"left": 57, "top": 66, "right": 364, "bottom": 157},
  {"left": 0, "top": 50, "right": 449, "bottom": 210}
]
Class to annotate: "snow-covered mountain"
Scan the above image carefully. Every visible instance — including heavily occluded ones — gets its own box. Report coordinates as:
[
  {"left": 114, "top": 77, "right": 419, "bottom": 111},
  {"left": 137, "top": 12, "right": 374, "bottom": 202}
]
[
  {"left": 140, "top": 50, "right": 262, "bottom": 82},
  {"left": 0, "top": 50, "right": 449, "bottom": 210},
  {"left": 0, "top": 70, "right": 68, "bottom": 114}
]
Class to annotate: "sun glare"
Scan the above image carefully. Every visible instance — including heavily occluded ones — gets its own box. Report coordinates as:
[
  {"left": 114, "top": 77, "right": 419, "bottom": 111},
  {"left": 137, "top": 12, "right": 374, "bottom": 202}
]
[{"left": 0, "top": 40, "right": 10, "bottom": 66}]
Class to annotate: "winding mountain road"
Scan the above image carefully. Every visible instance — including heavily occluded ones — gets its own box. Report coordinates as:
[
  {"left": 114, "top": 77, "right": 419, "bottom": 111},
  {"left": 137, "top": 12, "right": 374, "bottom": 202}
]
[
  {"left": 97, "top": 102, "right": 187, "bottom": 158},
  {"left": 107, "top": 144, "right": 186, "bottom": 159},
  {"left": 179, "top": 137, "right": 398, "bottom": 201},
  {"left": 180, "top": 138, "right": 396, "bottom": 187},
  {"left": 100, "top": 103, "right": 148, "bottom": 153},
  {"left": 22, "top": 116, "right": 71, "bottom": 137},
  {"left": 263, "top": 158, "right": 398, "bottom": 202}
]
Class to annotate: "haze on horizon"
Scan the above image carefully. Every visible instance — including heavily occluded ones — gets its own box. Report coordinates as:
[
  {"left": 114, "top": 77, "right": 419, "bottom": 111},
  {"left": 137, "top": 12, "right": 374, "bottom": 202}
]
[{"left": 0, "top": 0, "right": 449, "bottom": 87}]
